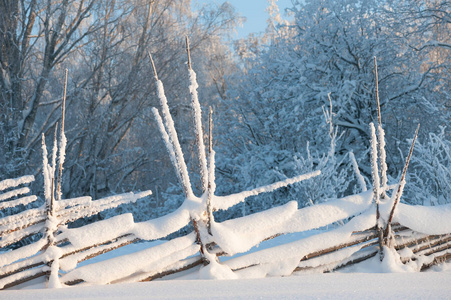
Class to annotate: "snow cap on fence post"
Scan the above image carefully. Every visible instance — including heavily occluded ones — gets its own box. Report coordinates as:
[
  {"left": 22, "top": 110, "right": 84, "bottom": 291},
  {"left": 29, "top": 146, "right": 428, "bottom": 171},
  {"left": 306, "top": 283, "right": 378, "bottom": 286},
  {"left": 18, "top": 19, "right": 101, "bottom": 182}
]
[
  {"left": 56, "top": 69, "right": 68, "bottom": 202},
  {"left": 206, "top": 107, "right": 215, "bottom": 235},
  {"left": 149, "top": 53, "right": 194, "bottom": 199},
  {"left": 374, "top": 57, "right": 388, "bottom": 199},
  {"left": 186, "top": 36, "right": 208, "bottom": 195}
]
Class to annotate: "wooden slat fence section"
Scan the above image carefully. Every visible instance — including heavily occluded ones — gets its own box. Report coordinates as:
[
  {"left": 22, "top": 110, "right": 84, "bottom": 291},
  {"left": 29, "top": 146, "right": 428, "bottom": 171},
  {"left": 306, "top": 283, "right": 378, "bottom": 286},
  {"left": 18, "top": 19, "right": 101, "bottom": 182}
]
[
  {"left": 216, "top": 212, "right": 451, "bottom": 277},
  {"left": 0, "top": 266, "right": 50, "bottom": 290},
  {"left": 420, "top": 251, "right": 451, "bottom": 271},
  {"left": 0, "top": 176, "right": 35, "bottom": 192},
  {"left": 0, "top": 178, "right": 152, "bottom": 289},
  {"left": 63, "top": 251, "right": 204, "bottom": 286},
  {"left": 0, "top": 208, "right": 45, "bottom": 233},
  {"left": 1, "top": 175, "right": 450, "bottom": 290},
  {"left": 59, "top": 234, "right": 140, "bottom": 267},
  {"left": 0, "top": 176, "right": 40, "bottom": 249},
  {"left": 60, "top": 233, "right": 201, "bottom": 286},
  {"left": 0, "top": 196, "right": 38, "bottom": 210},
  {"left": 139, "top": 256, "right": 204, "bottom": 282},
  {"left": 57, "top": 192, "right": 376, "bottom": 285}
]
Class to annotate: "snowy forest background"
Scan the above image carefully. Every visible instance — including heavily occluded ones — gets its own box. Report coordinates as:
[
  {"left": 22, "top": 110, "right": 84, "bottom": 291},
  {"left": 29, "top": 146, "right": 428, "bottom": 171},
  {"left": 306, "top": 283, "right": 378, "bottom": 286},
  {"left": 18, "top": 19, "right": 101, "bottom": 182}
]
[{"left": 1, "top": 0, "right": 450, "bottom": 225}]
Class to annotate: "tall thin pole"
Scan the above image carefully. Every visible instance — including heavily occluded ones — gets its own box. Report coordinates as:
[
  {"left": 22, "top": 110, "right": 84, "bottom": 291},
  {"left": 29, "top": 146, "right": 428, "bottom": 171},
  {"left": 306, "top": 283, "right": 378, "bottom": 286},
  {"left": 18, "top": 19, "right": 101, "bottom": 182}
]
[
  {"left": 186, "top": 36, "right": 192, "bottom": 70},
  {"left": 374, "top": 57, "right": 388, "bottom": 199},
  {"left": 56, "top": 69, "right": 68, "bottom": 201},
  {"left": 384, "top": 124, "right": 420, "bottom": 244}
]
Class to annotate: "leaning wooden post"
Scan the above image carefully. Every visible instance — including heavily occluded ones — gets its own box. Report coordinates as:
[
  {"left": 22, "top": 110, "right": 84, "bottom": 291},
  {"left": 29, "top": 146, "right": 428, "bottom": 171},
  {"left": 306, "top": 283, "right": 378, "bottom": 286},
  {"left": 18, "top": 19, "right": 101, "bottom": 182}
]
[
  {"left": 148, "top": 52, "right": 194, "bottom": 198},
  {"left": 185, "top": 36, "right": 208, "bottom": 194},
  {"left": 50, "top": 125, "right": 58, "bottom": 216},
  {"left": 206, "top": 107, "right": 214, "bottom": 235},
  {"left": 374, "top": 57, "right": 388, "bottom": 199},
  {"left": 47, "top": 69, "right": 69, "bottom": 288},
  {"left": 149, "top": 51, "right": 207, "bottom": 259},
  {"left": 370, "top": 123, "right": 384, "bottom": 260},
  {"left": 186, "top": 36, "right": 192, "bottom": 70},
  {"left": 185, "top": 37, "right": 213, "bottom": 258},
  {"left": 383, "top": 124, "right": 420, "bottom": 247},
  {"left": 41, "top": 129, "right": 62, "bottom": 288},
  {"left": 148, "top": 51, "right": 158, "bottom": 81},
  {"left": 42, "top": 133, "right": 53, "bottom": 219},
  {"left": 208, "top": 107, "right": 213, "bottom": 154},
  {"left": 56, "top": 69, "right": 67, "bottom": 202}
]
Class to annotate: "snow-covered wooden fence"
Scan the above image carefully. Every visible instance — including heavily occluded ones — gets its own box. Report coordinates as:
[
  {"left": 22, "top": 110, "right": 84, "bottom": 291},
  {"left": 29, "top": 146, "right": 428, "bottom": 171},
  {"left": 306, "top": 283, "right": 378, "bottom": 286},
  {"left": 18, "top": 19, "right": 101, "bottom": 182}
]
[
  {"left": 221, "top": 198, "right": 451, "bottom": 277},
  {"left": 1, "top": 176, "right": 450, "bottom": 288},
  {"left": 1, "top": 50, "right": 450, "bottom": 290},
  {"left": 0, "top": 173, "right": 150, "bottom": 289}
]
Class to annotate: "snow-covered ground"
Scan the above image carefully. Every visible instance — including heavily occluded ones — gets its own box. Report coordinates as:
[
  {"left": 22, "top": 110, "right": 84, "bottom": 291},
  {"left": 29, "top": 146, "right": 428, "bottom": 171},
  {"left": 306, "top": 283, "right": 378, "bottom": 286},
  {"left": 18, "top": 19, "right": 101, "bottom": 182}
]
[{"left": 4, "top": 271, "right": 451, "bottom": 299}]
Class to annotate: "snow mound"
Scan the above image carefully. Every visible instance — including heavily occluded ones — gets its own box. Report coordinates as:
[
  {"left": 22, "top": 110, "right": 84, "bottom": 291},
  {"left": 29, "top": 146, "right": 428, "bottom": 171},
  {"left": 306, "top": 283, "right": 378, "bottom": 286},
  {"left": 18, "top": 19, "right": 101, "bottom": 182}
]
[
  {"left": 58, "top": 214, "right": 135, "bottom": 248},
  {"left": 61, "top": 233, "right": 199, "bottom": 285},
  {"left": 395, "top": 203, "right": 451, "bottom": 235}
]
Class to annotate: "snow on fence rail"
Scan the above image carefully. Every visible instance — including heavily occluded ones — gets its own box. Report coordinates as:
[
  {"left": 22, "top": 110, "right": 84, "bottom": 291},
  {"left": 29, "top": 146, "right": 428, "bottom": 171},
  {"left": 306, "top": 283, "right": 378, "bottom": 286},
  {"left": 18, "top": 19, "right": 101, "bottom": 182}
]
[
  {"left": 0, "top": 176, "right": 37, "bottom": 210},
  {"left": 1, "top": 52, "right": 450, "bottom": 290}
]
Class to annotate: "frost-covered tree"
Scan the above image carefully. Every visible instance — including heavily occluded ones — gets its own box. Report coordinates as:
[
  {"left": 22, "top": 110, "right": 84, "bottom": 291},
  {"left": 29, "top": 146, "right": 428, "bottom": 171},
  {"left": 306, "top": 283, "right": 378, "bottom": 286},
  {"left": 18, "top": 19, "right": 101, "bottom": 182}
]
[
  {"left": 0, "top": 0, "right": 102, "bottom": 178},
  {"left": 61, "top": 0, "right": 240, "bottom": 199},
  {"left": 215, "top": 0, "right": 450, "bottom": 214},
  {"left": 0, "top": 0, "right": 241, "bottom": 210},
  {"left": 406, "top": 127, "right": 451, "bottom": 205}
]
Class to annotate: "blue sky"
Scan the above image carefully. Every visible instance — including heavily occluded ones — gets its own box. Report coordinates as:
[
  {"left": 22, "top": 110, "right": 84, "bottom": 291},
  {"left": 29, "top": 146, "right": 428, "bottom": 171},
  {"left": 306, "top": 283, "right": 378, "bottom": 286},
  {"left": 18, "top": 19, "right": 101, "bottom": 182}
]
[{"left": 193, "top": 0, "right": 294, "bottom": 39}]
